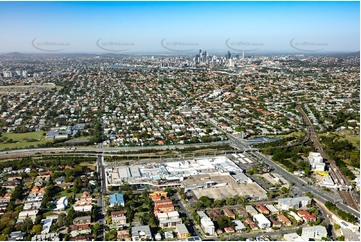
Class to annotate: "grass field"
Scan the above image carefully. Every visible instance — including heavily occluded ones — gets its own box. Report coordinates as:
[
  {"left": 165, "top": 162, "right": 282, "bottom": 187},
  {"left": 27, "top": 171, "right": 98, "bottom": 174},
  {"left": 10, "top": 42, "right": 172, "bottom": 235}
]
[
  {"left": 338, "top": 130, "right": 360, "bottom": 150},
  {"left": 0, "top": 131, "right": 51, "bottom": 150}
]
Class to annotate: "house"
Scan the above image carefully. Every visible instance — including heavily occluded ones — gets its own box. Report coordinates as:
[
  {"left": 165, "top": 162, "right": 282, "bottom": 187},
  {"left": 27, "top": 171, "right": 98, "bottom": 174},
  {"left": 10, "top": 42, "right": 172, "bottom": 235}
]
[
  {"left": 256, "top": 204, "right": 270, "bottom": 215},
  {"left": 298, "top": 210, "right": 316, "bottom": 223},
  {"left": 8, "top": 231, "right": 26, "bottom": 241},
  {"left": 55, "top": 197, "right": 68, "bottom": 211},
  {"left": 157, "top": 211, "right": 182, "bottom": 228},
  {"left": 69, "top": 224, "right": 92, "bottom": 237},
  {"left": 278, "top": 214, "right": 292, "bottom": 226},
  {"left": 246, "top": 205, "right": 258, "bottom": 216},
  {"left": 109, "top": 193, "right": 125, "bottom": 207},
  {"left": 288, "top": 211, "right": 303, "bottom": 223},
  {"left": 117, "top": 230, "right": 131, "bottom": 241},
  {"left": 111, "top": 210, "right": 127, "bottom": 225},
  {"left": 164, "top": 231, "right": 174, "bottom": 239},
  {"left": 54, "top": 176, "right": 65, "bottom": 184},
  {"left": 224, "top": 227, "right": 235, "bottom": 233},
  {"left": 208, "top": 209, "right": 222, "bottom": 219},
  {"left": 302, "top": 226, "right": 327, "bottom": 240},
  {"left": 153, "top": 195, "right": 175, "bottom": 215},
  {"left": 245, "top": 218, "right": 259, "bottom": 230},
  {"left": 73, "top": 191, "right": 93, "bottom": 212},
  {"left": 73, "top": 216, "right": 91, "bottom": 225},
  {"left": 31, "top": 233, "right": 60, "bottom": 241},
  {"left": 18, "top": 209, "right": 39, "bottom": 223},
  {"left": 131, "top": 225, "right": 152, "bottom": 241},
  {"left": 197, "top": 211, "right": 215, "bottom": 235},
  {"left": 0, "top": 193, "right": 11, "bottom": 203},
  {"left": 268, "top": 216, "right": 281, "bottom": 228},
  {"left": 278, "top": 196, "right": 311, "bottom": 210},
  {"left": 265, "top": 204, "right": 279, "bottom": 214},
  {"left": 253, "top": 213, "right": 271, "bottom": 229},
  {"left": 223, "top": 208, "right": 236, "bottom": 219},
  {"left": 69, "top": 235, "right": 93, "bottom": 241},
  {"left": 186, "top": 236, "right": 202, "bottom": 241},
  {"left": 233, "top": 220, "right": 246, "bottom": 231},
  {"left": 297, "top": 210, "right": 316, "bottom": 223},
  {"left": 176, "top": 223, "right": 189, "bottom": 239},
  {"left": 41, "top": 218, "right": 53, "bottom": 234}
]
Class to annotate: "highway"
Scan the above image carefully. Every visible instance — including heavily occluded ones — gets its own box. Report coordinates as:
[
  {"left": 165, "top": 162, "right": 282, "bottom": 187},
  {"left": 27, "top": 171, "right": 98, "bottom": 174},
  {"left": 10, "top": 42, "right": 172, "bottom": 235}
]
[{"left": 0, "top": 141, "right": 229, "bottom": 159}]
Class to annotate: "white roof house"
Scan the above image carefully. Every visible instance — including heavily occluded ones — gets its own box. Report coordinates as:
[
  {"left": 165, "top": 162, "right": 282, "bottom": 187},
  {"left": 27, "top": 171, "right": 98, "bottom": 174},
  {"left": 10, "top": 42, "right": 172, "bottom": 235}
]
[
  {"left": 253, "top": 213, "right": 271, "bottom": 229},
  {"left": 232, "top": 220, "right": 246, "bottom": 231},
  {"left": 55, "top": 197, "right": 68, "bottom": 211}
]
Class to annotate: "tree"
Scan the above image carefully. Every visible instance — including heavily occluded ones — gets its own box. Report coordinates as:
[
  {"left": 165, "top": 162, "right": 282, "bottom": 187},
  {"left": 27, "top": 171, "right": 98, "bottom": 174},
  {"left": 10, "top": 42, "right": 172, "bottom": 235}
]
[
  {"left": 31, "top": 224, "right": 42, "bottom": 235},
  {"left": 21, "top": 217, "right": 33, "bottom": 233},
  {"left": 216, "top": 216, "right": 231, "bottom": 230}
]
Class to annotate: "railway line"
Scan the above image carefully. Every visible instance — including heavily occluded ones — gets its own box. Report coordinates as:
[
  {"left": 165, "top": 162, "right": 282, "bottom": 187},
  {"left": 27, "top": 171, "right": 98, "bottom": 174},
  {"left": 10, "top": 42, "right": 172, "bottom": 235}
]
[{"left": 297, "top": 103, "right": 359, "bottom": 211}]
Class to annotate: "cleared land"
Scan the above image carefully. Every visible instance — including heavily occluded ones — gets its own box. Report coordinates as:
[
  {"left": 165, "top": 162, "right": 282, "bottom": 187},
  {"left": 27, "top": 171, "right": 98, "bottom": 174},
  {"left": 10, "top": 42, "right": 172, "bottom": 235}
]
[
  {"left": 0, "top": 83, "right": 61, "bottom": 93},
  {"left": 0, "top": 131, "right": 51, "bottom": 150},
  {"left": 185, "top": 174, "right": 267, "bottom": 200}
]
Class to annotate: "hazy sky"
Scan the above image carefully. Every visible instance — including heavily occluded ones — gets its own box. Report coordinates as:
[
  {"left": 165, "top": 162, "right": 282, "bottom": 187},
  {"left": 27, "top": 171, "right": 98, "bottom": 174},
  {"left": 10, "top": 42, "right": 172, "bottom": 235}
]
[{"left": 0, "top": 1, "right": 359, "bottom": 54}]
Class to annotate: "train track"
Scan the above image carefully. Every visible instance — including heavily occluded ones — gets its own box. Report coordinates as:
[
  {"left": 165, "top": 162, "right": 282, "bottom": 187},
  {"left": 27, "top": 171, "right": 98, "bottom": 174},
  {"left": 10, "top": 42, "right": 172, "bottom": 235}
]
[{"left": 297, "top": 103, "right": 360, "bottom": 211}]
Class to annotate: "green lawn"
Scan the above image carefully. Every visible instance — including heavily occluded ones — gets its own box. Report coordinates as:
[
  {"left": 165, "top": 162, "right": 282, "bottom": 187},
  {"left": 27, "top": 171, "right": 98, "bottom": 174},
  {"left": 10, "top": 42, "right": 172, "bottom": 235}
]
[
  {"left": 338, "top": 130, "right": 360, "bottom": 150},
  {"left": 55, "top": 189, "right": 74, "bottom": 198},
  {"left": 0, "top": 131, "right": 51, "bottom": 150}
]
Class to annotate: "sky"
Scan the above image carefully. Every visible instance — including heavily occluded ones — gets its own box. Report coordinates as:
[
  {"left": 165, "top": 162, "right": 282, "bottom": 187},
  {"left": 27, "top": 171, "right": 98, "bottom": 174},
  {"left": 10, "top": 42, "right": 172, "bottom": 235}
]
[{"left": 0, "top": 1, "right": 359, "bottom": 54}]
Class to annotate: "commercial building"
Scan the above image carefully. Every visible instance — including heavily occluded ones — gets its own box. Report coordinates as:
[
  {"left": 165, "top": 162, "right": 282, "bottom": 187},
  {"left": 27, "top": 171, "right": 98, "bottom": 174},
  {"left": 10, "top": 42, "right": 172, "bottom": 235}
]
[
  {"left": 308, "top": 152, "right": 325, "bottom": 171},
  {"left": 278, "top": 196, "right": 311, "bottom": 210},
  {"left": 301, "top": 226, "right": 327, "bottom": 240}
]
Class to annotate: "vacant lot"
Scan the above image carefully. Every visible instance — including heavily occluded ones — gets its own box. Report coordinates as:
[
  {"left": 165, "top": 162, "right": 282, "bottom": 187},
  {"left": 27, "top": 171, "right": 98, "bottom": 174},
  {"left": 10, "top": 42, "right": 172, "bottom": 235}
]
[
  {"left": 0, "top": 131, "right": 51, "bottom": 150},
  {"left": 0, "top": 83, "right": 60, "bottom": 93}
]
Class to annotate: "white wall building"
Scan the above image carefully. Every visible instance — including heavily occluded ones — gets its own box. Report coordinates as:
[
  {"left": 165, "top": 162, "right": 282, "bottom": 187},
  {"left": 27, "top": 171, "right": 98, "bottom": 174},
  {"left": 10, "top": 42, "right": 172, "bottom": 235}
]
[
  {"left": 197, "top": 211, "right": 215, "bottom": 235},
  {"left": 308, "top": 152, "right": 325, "bottom": 171},
  {"left": 253, "top": 213, "right": 271, "bottom": 229},
  {"left": 302, "top": 226, "right": 327, "bottom": 240}
]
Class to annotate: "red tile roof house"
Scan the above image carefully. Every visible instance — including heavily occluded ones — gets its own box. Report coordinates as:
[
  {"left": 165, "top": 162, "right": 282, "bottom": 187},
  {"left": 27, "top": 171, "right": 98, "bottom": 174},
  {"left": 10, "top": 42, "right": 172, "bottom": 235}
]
[
  {"left": 245, "top": 218, "right": 259, "bottom": 230},
  {"left": 257, "top": 204, "right": 270, "bottom": 215},
  {"left": 297, "top": 210, "right": 316, "bottom": 223},
  {"left": 278, "top": 214, "right": 292, "bottom": 226},
  {"left": 209, "top": 210, "right": 223, "bottom": 219},
  {"left": 224, "top": 227, "right": 235, "bottom": 233},
  {"left": 223, "top": 208, "right": 236, "bottom": 219}
]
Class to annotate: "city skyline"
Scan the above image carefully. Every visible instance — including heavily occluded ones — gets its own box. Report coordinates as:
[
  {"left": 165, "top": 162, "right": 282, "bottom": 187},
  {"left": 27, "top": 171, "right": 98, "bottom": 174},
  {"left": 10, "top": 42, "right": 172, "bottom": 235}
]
[{"left": 0, "top": 1, "right": 359, "bottom": 54}]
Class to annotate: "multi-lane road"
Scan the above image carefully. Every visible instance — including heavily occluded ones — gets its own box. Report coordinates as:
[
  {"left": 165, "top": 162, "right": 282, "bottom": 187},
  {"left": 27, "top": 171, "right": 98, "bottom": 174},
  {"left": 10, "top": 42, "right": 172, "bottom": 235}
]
[{"left": 229, "top": 137, "right": 360, "bottom": 219}]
